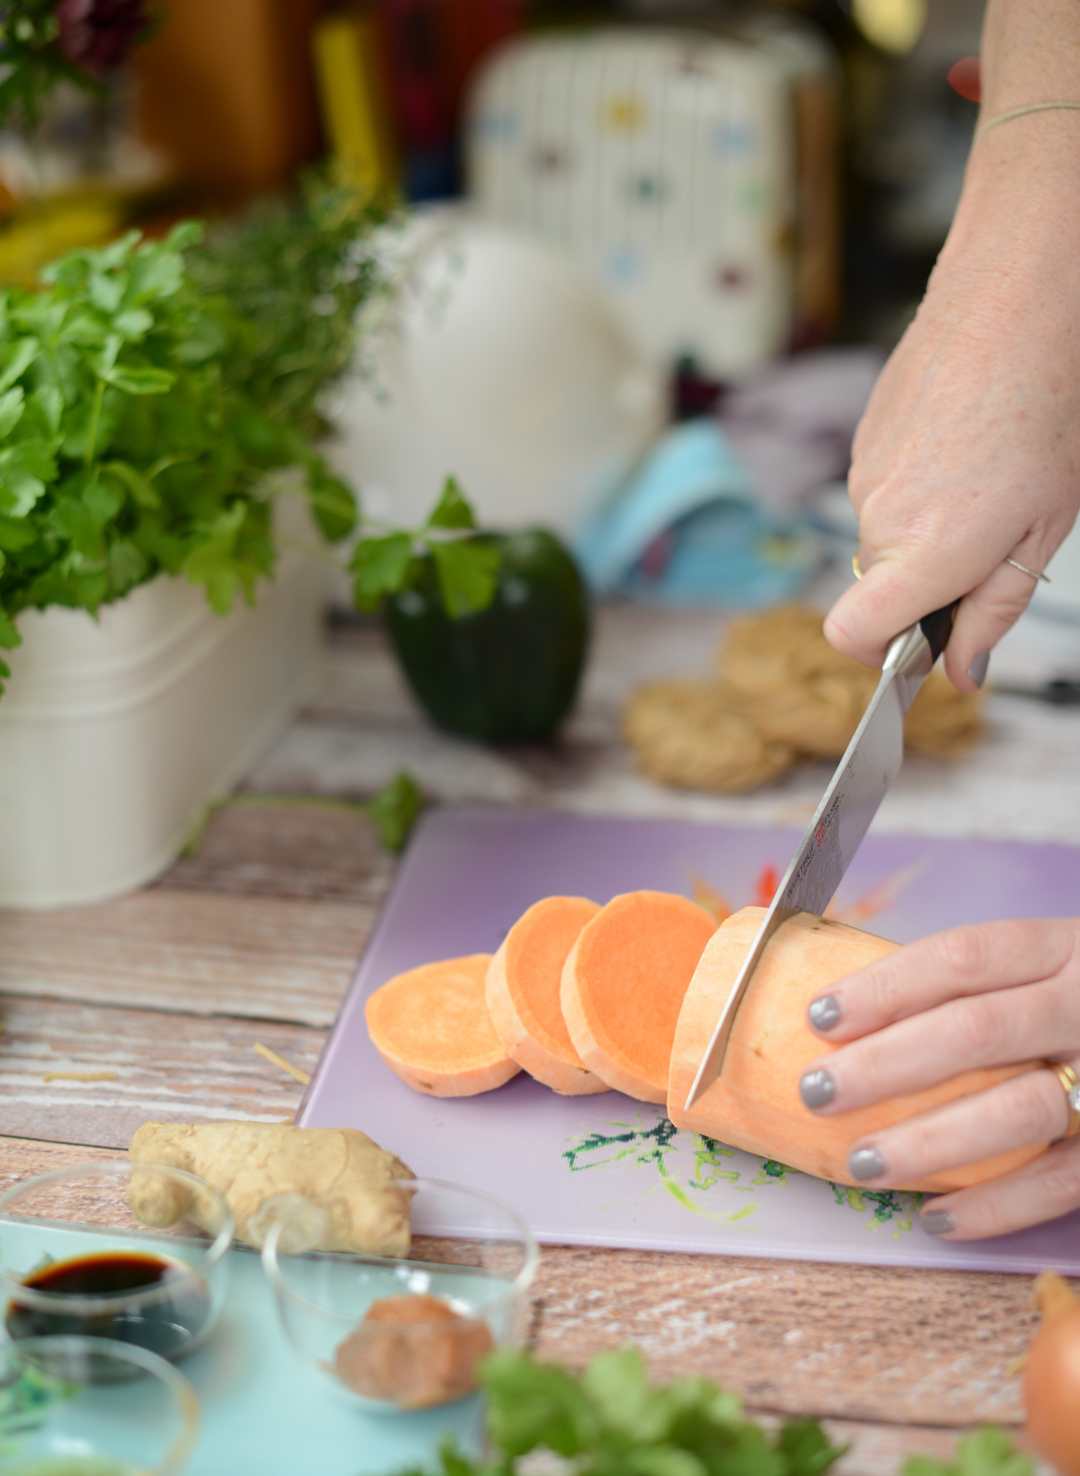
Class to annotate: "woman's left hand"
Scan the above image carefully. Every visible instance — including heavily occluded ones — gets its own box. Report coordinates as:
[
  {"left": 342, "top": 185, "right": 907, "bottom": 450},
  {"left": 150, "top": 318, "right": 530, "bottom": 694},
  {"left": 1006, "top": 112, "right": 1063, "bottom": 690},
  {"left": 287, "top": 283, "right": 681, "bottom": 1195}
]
[{"left": 799, "top": 917, "right": 1080, "bottom": 1238}]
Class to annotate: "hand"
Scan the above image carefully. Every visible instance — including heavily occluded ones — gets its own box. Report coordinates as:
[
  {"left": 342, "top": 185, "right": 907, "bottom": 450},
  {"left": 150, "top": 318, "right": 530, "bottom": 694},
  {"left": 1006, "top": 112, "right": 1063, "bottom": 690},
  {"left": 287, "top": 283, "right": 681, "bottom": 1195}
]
[
  {"left": 824, "top": 121, "right": 1080, "bottom": 692},
  {"left": 798, "top": 918, "right": 1080, "bottom": 1238}
]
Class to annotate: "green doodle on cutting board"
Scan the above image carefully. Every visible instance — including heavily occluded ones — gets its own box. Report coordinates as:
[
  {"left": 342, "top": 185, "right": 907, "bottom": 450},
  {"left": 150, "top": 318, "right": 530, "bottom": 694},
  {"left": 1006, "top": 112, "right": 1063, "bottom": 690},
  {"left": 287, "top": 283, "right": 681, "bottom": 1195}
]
[
  {"left": 828, "top": 1181, "right": 923, "bottom": 1234},
  {"left": 563, "top": 1113, "right": 920, "bottom": 1235}
]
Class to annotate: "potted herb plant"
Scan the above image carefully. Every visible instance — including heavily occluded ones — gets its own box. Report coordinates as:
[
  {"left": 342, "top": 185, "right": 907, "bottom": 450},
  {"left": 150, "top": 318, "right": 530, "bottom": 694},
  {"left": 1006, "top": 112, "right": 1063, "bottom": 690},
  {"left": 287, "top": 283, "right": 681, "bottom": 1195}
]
[{"left": 0, "top": 178, "right": 386, "bottom": 907}]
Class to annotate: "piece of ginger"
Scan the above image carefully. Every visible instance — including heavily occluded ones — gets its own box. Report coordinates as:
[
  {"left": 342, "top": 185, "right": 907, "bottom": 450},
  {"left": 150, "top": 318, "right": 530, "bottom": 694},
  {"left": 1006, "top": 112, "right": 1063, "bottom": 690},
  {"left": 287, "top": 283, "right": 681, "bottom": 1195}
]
[{"left": 129, "top": 1121, "right": 414, "bottom": 1257}]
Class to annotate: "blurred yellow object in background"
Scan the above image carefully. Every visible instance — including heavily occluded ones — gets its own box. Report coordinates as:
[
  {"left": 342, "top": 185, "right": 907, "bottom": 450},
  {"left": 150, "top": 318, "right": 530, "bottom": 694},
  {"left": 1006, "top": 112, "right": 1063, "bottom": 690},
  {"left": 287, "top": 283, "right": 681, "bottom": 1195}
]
[
  {"left": 852, "top": 0, "right": 928, "bottom": 56},
  {"left": 0, "top": 192, "right": 129, "bottom": 284},
  {"left": 313, "top": 11, "right": 399, "bottom": 193}
]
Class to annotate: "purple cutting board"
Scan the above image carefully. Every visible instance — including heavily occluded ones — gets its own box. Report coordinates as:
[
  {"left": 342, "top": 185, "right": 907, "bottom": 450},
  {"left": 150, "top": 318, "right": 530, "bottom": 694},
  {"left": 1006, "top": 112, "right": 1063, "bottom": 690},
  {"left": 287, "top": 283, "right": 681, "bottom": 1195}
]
[{"left": 299, "top": 807, "right": 1080, "bottom": 1274}]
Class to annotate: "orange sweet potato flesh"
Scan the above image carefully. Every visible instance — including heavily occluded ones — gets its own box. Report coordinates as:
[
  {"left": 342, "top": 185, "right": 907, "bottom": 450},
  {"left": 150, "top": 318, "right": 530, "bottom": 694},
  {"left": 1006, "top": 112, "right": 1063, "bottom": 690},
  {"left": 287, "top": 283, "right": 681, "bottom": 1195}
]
[
  {"left": 668, "top": 907, "right": 1047, "bottom": 1191},
  {"left": 486, "top": 896, "right": 609, "bottom": 1095},
  {"left": 562, "top": 891, "right": 718, "bottom": 1103},
  {"left": 366, "top": 955, "right": 521, "bottom": 1097}
]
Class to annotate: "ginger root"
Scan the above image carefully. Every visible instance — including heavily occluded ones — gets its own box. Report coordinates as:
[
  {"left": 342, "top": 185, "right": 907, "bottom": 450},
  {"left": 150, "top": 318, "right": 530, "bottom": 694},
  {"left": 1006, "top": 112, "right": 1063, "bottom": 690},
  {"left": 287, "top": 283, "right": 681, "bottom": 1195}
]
[{"left": 129, "top": 1121, "right": 414, "bottom": 1257}]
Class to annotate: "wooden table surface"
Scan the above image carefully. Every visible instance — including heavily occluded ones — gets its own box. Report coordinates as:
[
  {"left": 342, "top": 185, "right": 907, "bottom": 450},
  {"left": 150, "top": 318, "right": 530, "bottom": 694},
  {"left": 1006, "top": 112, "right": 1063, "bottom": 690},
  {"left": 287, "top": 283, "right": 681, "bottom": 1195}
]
[{"left": 4, "top": 603, "right": 1078, "bottom": 1473}]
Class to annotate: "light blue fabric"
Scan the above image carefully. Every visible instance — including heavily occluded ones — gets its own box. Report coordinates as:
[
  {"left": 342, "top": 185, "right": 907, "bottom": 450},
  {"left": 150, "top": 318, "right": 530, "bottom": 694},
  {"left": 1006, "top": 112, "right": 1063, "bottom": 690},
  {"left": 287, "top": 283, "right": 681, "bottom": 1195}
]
[{"left": 575, "top": 419, "right": 822, "bottom": 608}]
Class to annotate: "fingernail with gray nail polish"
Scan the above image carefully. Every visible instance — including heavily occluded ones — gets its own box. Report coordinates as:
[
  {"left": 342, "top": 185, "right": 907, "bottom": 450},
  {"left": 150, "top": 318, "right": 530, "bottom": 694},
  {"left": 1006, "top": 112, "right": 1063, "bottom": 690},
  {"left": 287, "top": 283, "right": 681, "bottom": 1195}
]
[
  {"left": 849, "top": 1146, "right": 886, "bottom": 1181},
  {"left": 799, "top": 1068, "right": 836, "bottom": 1109},
  {"left": 968, "top": 650, "right": 990, "bottom": 689},
  {"left": 921, "top": 1210, "right": 955, "bottom": 1236},
  {"left": 808, "top": 995, "right": 842, "bottom": 1032}
]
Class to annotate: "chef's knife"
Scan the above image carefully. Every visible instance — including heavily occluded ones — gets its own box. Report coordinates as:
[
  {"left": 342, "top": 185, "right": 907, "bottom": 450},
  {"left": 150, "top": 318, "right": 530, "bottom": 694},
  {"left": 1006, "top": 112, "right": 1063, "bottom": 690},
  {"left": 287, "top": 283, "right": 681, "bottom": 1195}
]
[{"left": 683, "top": 602, "right": 959, "bottom": 1110}]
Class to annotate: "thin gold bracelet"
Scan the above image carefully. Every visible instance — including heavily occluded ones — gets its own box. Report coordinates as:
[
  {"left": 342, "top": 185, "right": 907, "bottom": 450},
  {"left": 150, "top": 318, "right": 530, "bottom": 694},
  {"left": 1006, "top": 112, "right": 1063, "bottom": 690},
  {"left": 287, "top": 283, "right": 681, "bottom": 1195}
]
[{"left": 976, "top": 101, "right": 1080, "bottom": 141}]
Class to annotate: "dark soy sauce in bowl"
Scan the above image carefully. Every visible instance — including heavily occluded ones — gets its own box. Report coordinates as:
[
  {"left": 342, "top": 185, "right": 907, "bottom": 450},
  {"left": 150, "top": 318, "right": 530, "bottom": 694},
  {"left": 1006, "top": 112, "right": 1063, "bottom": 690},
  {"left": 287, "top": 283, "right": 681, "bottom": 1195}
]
[{"left": 5, "top": 1250, "right": 212, "bottom": 1361}]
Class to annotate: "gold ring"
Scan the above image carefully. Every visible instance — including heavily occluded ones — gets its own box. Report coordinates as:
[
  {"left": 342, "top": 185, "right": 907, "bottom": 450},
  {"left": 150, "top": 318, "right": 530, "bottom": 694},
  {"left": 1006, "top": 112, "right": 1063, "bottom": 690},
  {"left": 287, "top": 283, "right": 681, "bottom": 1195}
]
[
  {"left": 852, "top": 553, "right": 864, "bottom": 581},
  {"left": 1048, "top": 1062, "right": 1080, "bottom": 1139}
]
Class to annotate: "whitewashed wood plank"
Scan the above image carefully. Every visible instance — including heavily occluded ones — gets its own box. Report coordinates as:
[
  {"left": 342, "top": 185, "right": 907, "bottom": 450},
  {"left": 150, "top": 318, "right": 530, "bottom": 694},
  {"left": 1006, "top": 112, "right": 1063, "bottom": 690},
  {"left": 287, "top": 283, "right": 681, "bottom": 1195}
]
[
  {"left": 0, "top": 891, "right": 370, "bottom": 1027},
  {"left": 0, "top": 994, "right": 325, "bottom": 1147}
]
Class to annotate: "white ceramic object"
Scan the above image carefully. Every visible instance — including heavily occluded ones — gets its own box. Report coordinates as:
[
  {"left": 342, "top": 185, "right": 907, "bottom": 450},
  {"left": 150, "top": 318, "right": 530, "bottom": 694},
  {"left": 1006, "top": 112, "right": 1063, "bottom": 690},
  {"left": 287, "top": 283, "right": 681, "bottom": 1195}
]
[
  {"left": 466, "top": 24, "right": 837, "bottom": 379},
  {"left": 0, "top": 512, "right": 332, "bottom": 909},
  {"left": 326, "top": 211, "right": 664, "bottom": 539}
]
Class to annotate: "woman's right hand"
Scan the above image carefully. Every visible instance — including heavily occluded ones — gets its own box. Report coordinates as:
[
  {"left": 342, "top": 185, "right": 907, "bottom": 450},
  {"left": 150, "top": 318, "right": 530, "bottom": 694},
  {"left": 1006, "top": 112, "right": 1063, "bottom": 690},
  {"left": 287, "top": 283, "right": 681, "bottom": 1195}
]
[
  {"left": 824, "top": 0, "right": 1080, "bottom": 690},
  {"left": 825, "top": 130, "right": 1080, "bottom": 691}
]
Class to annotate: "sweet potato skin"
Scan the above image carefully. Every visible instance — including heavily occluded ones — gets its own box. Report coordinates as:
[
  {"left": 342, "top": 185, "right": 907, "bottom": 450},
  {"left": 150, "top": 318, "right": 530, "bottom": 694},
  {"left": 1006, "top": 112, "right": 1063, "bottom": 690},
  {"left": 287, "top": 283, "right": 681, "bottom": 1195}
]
[
  {"left": 668, "top": 907, "right": 1047, "bottom": 1191},
  {"left": 366, "top": 954, "right": 521, "bottom": 1097},
  {"left": 486, "top": 896, "right": 609, "bottom": 1096}
]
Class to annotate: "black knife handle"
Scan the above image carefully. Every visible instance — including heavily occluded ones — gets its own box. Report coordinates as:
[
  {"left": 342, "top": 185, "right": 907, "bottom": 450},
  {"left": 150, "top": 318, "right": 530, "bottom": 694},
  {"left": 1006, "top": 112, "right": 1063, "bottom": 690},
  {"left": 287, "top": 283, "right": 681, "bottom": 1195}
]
[{"left": 919, "top": 600, "right": 960, "bottom": 665}]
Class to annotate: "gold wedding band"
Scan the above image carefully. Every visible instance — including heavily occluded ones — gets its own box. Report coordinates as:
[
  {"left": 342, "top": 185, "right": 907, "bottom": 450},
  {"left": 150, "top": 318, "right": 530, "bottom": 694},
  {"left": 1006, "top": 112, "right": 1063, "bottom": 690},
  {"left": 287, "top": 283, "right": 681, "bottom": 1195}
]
[
  {"left": 1048, "top": 1061, "right": 1080, "bottom": 1139},
  {"left": 1005, "top": 556, "right": 1051, "bottom": 584},
  {"left": 852, "top": 553, "right": 864, "bottom": 581}
]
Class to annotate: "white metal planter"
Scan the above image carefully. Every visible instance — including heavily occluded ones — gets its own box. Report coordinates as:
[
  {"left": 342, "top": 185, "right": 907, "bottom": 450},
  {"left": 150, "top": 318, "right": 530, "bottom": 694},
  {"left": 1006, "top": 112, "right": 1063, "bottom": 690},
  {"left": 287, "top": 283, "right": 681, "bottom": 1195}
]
[{"left": 0, "top": 533, "right": 332, "bottom": 910}]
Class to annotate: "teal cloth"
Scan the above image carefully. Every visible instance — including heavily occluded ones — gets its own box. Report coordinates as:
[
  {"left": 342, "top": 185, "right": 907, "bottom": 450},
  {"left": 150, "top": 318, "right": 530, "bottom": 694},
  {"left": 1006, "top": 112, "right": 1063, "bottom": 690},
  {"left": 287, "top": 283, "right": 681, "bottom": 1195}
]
[{"left": 576, "top": 419, "right": 822, "bottom": 607}]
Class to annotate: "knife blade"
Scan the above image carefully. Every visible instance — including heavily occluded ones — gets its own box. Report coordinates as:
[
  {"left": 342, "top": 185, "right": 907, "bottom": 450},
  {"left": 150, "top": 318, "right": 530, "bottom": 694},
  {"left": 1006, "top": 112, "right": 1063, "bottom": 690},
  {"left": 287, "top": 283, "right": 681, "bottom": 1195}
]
[{"left": 683, "top": 601, "right": 959, "bottom": 1110}]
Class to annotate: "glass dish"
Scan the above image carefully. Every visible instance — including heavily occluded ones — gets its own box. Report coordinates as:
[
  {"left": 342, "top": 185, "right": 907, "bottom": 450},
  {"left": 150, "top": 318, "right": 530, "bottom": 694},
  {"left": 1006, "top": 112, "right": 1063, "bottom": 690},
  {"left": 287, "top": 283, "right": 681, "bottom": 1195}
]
[
  {"left": 261, "top": 1177, "right": 538, "bottom": 1411},
  {"left": 0, "top": 1162, "right": 233, "bottom": 1367},
  {"left": 0, "top": 1335, "right": 199, "bottom": 1475}
]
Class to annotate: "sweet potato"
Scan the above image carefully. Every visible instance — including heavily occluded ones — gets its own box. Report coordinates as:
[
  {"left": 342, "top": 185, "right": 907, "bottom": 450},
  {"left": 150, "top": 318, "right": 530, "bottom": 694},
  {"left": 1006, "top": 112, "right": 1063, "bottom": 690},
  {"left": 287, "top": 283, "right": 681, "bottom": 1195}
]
[
  {"left": 486, "top": 896, "right": 609, "bottom": 1095},
  {"left": 561, "top": 891, "right": 718, "bottom": 1103},
  {"left": 366, "top": 954, "right": 521, "bottom": 1097},
  {"left": 668, "top": 907, "right": 1047, "bottom": 1191}
]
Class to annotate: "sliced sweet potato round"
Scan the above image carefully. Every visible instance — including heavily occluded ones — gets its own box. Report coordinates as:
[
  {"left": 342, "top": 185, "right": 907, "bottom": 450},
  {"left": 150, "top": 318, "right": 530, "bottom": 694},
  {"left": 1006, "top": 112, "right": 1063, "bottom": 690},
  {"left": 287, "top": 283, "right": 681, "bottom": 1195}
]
[
  {"left": 486, "top": 896, "right": 608, "bottom": 1095},
  {"left": 365, "top": 954, "right": 520, "bottom": 1097},
  {"left": 561, "top": 891, "right": 717, "bottom": 1103}
]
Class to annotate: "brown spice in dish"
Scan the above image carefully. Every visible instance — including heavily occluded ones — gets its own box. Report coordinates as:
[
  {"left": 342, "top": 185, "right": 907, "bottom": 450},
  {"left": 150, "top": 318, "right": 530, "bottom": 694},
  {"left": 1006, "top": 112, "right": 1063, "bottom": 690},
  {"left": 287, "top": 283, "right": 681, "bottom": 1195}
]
[{"left": 334, "top": 1293, "right": 494, "bottom": 1409}]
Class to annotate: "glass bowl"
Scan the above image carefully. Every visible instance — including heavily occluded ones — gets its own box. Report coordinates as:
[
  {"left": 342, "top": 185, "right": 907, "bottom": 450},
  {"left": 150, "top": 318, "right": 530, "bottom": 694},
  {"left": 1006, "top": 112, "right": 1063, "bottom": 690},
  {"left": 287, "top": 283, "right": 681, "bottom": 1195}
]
[
  {"left": 0, "top": 1162, "right": 233, "bottom": 1367},
  {"left": 0, "top": 1335, "right": 199, "bottom": 1475},
  {"left": 261, "top": 1177, "right": 538, "bottom": 1411}
]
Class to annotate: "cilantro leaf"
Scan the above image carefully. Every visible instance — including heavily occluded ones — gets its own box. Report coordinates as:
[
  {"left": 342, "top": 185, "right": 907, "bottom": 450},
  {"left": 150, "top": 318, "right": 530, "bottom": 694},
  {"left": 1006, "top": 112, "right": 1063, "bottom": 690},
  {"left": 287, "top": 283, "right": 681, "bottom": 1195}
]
[
  {"left": 422, "top": 1348, "right": 848, "bottom": 1476},
  {"left": 307, "top": 466, "right": 357, "bottom": 542},
  {"left": 903, "top": 1429, "right": 1033, "bottom": 1476},
  {"left": 427, "top": 475, "right": 477, "bottom": 531},
  {"left": 351, "top": 533, "right": 414, "bottom": 613},
  {"left": 429, "top": 538, "right": 502, "bottom": 619},
  {"left": 103, "top": 364, "right": 176, "bottom": 395}
]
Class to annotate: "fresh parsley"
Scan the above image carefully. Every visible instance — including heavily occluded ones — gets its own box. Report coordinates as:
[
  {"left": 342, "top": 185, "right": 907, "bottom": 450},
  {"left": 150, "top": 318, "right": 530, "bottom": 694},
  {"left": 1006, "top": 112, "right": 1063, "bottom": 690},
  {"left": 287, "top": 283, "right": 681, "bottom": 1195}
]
[
  {"left": 0, "top": 212, "right": 368, "bottom": 683},
  {"left": 902, "top": 1429, "right": 1033, "bottom": 1476},
  {"left": 400, "top": 1347, "right": 848, "bottom": 1476},
  {"left": 352, "top": 477, "right": 502, "bottom": 620}
]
